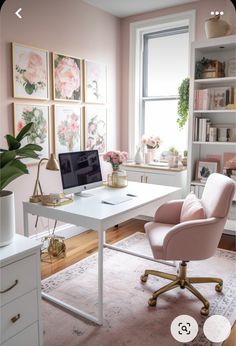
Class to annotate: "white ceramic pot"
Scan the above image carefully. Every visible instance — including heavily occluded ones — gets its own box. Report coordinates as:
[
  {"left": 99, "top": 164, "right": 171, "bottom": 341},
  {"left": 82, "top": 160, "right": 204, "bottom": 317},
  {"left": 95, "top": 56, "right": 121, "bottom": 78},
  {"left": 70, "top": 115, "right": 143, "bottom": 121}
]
[
  {"left": 0, "top": 191, "right": 16, "bottom": 246},
  {"left": 205, "top": 15, "right": 230, "bottom": 39}
]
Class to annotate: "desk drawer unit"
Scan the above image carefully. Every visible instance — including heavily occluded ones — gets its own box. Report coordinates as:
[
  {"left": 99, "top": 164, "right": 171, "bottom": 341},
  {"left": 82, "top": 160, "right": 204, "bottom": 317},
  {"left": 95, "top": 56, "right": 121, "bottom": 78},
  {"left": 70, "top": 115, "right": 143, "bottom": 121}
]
[
  {"left": 0, "top": 255, "right": 37, "bottom": 307},
  {"left": 0, "top": 290, "right": 38, "bottom": 343},
  {"left": 1, "top": 322, "right": 39, "bottom": 346},
  {"left": 0, "top": 235, "right": 42, "bottom": 346}
]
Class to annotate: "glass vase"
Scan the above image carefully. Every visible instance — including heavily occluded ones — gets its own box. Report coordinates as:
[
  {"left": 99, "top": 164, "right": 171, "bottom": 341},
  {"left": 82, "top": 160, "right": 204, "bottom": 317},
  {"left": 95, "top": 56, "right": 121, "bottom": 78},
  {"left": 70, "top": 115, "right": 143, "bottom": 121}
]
[{"left": 107, "top": 169, "right": 128, "bottom": 188}]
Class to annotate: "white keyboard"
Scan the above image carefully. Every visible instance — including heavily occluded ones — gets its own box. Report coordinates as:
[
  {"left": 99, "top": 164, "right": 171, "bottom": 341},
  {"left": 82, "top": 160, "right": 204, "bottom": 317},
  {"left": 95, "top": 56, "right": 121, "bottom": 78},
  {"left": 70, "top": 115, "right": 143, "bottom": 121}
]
[{"left": 101, "top": 195, "right": 133, "bottom": 205}]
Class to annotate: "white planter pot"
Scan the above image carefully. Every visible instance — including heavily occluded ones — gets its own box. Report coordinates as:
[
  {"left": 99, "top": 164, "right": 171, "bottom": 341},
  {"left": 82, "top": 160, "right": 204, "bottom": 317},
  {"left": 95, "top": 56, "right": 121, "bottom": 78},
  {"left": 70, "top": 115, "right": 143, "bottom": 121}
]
[{"left": 0, "top": 191, "right": 16, "bottom": 246}]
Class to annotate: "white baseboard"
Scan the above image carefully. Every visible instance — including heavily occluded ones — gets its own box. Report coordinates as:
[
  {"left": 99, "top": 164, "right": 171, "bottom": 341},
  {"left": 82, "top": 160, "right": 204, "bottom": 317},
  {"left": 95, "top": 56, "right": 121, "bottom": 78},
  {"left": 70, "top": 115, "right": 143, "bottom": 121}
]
[{"left": 30, "top": 224, "right": 89, "bottom": 241}]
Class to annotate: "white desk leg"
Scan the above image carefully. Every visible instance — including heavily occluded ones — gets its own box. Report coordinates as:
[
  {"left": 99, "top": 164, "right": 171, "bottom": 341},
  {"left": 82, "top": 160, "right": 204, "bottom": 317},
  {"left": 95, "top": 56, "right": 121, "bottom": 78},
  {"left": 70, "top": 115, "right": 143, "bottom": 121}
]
[
  {"left": 98, "top": 229, "right": 104, "bottom": 325},
  {"left": 23, "top": 207, "right": 29, "bottom": 237}
]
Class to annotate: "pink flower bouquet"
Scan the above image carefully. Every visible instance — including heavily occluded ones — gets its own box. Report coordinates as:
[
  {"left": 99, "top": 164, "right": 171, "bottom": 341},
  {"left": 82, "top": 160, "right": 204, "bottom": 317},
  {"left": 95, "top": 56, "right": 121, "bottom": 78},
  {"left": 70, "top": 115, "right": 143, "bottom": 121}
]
[
  {"left": 103, "top": 150, "right": 128, "bottom": 171},
  {"left": 142, "top": 135, "right": 161, "bottom": 149}
]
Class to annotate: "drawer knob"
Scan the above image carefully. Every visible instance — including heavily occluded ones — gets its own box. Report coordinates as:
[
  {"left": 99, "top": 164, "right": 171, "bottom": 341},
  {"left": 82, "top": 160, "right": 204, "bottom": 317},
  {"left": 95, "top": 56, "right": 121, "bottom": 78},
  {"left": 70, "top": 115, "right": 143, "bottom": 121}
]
[
  {"left": 11, "top": 313, "right": 21, "bottom": 323},
  {"left": 0, "top": 279, "right": 18, "bottom": 294}
]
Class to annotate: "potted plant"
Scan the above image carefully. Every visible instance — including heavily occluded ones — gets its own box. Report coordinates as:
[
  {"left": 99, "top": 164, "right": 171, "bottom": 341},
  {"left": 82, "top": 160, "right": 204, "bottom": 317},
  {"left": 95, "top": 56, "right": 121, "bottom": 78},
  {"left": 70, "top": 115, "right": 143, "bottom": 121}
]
[
  {"left": 0, "top": 122, "right": 42, "bottom": 246},
  {"left": 182, "top": 150, "right": 188, "bottom": 166},
  {"left": 177, "top": 78, "right": 189, "bottom": 130}
]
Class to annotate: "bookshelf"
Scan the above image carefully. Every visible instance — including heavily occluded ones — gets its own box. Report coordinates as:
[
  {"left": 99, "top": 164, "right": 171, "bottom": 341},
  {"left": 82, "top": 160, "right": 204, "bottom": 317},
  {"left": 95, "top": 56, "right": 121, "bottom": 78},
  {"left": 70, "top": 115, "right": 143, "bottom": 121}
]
[{"left": 188, "top": 35, "right": 236, "bottom": 234}]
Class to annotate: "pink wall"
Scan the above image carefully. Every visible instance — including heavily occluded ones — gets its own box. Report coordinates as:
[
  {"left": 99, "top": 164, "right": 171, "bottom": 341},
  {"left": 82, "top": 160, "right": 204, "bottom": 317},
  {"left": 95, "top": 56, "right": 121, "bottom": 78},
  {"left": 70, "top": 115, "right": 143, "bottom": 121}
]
[
  {"left": 0, "top": 0, "right": 120, "bottom": 235},
  {"left": 120, "top": 0, "right": 236, "bottom": 152}
]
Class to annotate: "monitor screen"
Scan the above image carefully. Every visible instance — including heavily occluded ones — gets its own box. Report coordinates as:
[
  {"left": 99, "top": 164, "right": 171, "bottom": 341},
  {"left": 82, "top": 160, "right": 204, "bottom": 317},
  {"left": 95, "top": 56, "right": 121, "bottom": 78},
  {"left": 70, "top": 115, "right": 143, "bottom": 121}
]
[{"left": 58, "top": 150, "right": 103, "bottom": 194}]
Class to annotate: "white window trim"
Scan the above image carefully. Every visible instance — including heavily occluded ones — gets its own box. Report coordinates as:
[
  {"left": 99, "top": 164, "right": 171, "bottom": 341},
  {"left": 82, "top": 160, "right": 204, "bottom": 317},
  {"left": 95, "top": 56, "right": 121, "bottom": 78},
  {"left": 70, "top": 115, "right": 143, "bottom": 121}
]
[{"left": 128, "top": 10, "right": 196, "bottom": 158}]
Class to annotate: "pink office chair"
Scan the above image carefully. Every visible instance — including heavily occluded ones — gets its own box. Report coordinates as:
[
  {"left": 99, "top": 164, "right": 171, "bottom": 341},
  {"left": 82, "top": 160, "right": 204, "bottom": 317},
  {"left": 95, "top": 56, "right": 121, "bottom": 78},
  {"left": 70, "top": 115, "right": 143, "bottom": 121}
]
[{"left": 141, "top": 173, "right": 235, "bottom": 315}]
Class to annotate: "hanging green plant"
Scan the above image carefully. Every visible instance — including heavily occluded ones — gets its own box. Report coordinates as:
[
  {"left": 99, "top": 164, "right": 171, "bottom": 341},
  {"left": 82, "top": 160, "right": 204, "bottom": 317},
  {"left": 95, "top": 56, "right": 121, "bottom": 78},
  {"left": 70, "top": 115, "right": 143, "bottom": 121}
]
[{"left": 177, "top": 77, "right": 189, "bottom": 130}]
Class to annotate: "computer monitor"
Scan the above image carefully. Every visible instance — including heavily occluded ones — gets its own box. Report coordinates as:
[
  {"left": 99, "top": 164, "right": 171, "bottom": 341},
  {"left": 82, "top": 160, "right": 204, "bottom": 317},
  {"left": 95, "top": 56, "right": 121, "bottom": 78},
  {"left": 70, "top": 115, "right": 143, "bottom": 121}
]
[{"left": 58, "top": 150, "right": 103, "bottom": 196}]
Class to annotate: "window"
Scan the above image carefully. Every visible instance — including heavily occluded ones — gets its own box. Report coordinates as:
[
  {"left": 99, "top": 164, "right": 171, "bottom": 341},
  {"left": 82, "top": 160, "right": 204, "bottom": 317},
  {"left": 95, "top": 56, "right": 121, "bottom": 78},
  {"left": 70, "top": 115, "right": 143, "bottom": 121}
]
[
  {"left": 142, "top": 27, "right": 189, "bottom": 154},
  {"left": 128, "top": 11, "right": 195, "bottom": 158}
]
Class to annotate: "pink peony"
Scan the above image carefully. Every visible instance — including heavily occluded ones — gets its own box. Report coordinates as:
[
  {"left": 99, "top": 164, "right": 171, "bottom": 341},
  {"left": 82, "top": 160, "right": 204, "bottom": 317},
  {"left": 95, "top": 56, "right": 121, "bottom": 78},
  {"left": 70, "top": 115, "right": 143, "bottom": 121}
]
[
  {"left": 23, "top": 52, "right": 46, "bottom": 85},
  {"left": 55, "top": 57, "right": 80, "bottom": 99},
  {"left": 17, "top": 119, "right": 25, "bottom": 132}
]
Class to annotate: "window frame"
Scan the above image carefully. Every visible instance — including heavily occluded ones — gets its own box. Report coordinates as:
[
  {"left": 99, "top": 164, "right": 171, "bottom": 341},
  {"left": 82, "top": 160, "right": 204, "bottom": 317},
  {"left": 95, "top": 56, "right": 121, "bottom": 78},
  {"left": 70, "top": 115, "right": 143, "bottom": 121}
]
[
  {"left": 128, "top": 10, "right": 195, "bottom": 158},
  {"left": 141, "top": 26, "right": 189, "bottom": 138}
]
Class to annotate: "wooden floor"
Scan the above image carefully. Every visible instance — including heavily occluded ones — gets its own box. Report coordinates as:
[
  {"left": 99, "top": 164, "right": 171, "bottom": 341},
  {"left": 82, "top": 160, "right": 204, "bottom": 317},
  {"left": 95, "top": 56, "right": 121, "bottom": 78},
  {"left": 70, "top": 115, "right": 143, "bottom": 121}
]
[{"left": 41, "top": 219, "right": 236, "bottom": 279}]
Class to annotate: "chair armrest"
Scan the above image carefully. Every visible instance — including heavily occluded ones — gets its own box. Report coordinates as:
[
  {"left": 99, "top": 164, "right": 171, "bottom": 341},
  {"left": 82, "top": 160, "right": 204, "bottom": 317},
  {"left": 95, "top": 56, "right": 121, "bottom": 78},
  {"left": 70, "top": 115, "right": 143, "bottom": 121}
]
[
  {"left": 163, "top": 217, "right": 225, "bottom": 260},
  {"left": 154, "top": 200, "right": 184, "bottom": 224}
]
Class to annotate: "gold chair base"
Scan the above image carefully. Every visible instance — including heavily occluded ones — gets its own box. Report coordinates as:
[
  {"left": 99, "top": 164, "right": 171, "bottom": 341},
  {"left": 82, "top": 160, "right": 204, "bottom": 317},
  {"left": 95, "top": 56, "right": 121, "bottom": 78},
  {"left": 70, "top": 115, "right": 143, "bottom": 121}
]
[{"left": 141, "top": 261, "right": 223, "bottom": 316}]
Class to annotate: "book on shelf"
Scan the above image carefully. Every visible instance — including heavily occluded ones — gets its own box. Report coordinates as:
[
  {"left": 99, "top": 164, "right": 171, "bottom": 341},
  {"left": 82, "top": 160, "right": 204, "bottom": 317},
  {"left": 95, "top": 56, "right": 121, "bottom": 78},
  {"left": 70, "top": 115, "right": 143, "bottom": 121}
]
[
  {"left": 194, "top": 118, "right": 235, "bottom": 143},
  {"left": 194, "top": 86, "right": 234, "bottom": 110}
]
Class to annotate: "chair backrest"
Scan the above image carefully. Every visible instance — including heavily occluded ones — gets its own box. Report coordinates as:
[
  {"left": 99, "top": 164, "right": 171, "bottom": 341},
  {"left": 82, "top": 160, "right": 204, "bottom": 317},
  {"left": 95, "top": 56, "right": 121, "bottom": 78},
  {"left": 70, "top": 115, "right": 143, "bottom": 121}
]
[{"left": 201, "top": 173, "right": 235, "bottom": 219}]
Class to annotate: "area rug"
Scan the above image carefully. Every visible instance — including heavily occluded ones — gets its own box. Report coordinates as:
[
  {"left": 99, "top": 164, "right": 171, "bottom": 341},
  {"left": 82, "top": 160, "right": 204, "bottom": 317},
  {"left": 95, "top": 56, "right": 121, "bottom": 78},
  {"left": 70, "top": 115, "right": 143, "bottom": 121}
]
[{"left": 42, "top": 233, "right": 236, "bottom": 346}]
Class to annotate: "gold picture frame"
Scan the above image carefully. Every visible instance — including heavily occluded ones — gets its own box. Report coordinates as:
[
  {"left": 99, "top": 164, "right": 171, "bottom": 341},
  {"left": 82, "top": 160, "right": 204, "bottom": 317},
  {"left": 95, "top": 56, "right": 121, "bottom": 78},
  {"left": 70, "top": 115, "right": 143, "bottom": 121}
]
[
  {"left": 52, "top": 52, "right": 83, "bottom": 102},
  {"left": 13, "top": 102, "right": 51, "bottom": 164},
  {"left": 53, "top": 104, "right": 83, "bottom": 156},
  {"left": 83, "top": 60, "right": 106, "bottom": 104},
  {"left": 12, "top": 42, "right": 50, "bottom": 100},
  {"left": 84, "top": 106, "right": 107, "bottom": 154}
]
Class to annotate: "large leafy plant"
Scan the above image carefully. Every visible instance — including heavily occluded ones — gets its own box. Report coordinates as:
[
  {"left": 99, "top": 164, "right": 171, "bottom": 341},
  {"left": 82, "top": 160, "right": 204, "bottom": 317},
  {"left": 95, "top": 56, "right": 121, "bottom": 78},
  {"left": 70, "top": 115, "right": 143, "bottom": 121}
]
[
  {"left": 177, "top": 78, "right": 189, "bottom": 130},
  {"left": 0, "top": 122, "right": 42, "bottom": 191}
]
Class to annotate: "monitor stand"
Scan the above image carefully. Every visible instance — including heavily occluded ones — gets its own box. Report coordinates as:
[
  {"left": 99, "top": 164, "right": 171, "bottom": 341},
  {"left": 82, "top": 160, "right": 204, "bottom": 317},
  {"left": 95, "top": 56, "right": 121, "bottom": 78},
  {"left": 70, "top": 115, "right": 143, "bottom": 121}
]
[{"left": 74, "top": 191, "right": 93, "bottom": 198}]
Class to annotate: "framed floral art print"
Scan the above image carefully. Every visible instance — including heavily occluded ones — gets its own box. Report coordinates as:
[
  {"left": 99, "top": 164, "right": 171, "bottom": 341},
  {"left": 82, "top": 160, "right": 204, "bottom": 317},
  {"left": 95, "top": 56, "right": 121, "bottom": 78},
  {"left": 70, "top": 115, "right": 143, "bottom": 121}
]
[
  {"left": 84, "top": 106, "right": 107, "bottom": 154},
  {"left": 12, "top": 43, "right": 49, "bottom": 100},
  {"left": 84, "top": 60, "right": 106, "bottom": 104},
  {"left": 53, "top": 53, "right": 82, "bottom": 102},
  {"left": 54, "top": 105, "right": 82, "bottom": 155},
  {"left": 13, "top": 103, "right": 50, "bottom": 163}
]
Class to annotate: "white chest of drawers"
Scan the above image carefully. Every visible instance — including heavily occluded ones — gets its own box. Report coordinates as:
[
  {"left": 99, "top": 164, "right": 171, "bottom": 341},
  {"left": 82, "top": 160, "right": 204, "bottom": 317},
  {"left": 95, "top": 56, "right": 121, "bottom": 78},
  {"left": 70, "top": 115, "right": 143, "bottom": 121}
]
[{"left": 0, "top": 235, "right": 42, "bottom": 346}]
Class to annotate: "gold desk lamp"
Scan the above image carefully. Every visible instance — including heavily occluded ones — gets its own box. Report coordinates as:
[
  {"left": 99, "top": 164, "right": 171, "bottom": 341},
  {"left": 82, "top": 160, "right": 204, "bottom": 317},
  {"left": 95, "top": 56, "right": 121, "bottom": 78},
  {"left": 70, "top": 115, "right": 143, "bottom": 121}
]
[{"left": 30, "top": 154, "right": 59, "bottom": 203}]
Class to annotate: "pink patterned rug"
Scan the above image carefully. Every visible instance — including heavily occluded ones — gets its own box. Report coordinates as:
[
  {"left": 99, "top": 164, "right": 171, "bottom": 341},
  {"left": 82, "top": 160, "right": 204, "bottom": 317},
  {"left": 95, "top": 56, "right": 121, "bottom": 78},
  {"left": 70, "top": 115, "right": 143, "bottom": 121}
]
[{"left": 42, "top": 233, "right": 236, "bottom": 346}]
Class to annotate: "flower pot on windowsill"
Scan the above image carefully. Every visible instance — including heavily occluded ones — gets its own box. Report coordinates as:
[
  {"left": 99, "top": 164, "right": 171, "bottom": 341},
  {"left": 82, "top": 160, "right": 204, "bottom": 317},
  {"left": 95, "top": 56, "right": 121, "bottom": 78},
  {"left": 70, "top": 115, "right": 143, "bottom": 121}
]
[
  {"left": 0, "top": 191, "right": 16, "bottom": 246},
  {"left": 182, "top": 157, "right": 188, "bottom": 166}
]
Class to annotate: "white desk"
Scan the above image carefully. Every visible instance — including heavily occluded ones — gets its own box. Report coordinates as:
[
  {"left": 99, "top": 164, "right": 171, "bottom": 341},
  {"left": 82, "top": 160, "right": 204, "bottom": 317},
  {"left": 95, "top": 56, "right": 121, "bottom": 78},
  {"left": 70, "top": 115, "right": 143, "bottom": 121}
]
[{"left": 23, "top": 181, "right": 181, "bottom": 325}]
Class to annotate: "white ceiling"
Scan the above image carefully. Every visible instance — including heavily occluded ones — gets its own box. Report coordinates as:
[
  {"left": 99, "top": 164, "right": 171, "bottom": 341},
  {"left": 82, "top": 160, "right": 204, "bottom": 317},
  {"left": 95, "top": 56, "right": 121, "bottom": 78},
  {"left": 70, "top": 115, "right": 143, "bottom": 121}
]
[{"left": 82, "top": 0, "right": 199, "bottom": 18}]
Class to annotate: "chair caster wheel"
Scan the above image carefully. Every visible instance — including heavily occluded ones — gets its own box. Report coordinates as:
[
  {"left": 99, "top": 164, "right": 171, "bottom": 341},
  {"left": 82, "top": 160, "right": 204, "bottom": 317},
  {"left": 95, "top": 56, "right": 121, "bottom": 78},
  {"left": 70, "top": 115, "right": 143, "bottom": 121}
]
[
  {"left": 141, "top": 274, "right": 148, "bottom": 283},
  {"left": 200, "top": 306, "right": 209, "bottom": 316},
  {"left": 148, "top": 298, "right": 157, "bottom": 307},
  {"left": 215, "top": 283, "right": 223, "bottom": 292}
]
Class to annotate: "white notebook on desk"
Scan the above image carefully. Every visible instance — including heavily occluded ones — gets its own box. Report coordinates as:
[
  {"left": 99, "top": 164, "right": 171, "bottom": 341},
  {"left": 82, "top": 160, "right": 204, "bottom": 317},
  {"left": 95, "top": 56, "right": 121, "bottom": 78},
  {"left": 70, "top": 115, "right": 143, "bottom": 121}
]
[{"left": 101, "top": 195, "right": 133, "bottom": 205}]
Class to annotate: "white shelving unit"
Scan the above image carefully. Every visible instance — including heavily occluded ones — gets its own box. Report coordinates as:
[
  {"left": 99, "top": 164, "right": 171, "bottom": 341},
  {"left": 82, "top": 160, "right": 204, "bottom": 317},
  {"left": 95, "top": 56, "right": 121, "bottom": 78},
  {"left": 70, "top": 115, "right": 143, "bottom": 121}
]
[{"left": 188, "top": 35, "right": 236, "bottom": 235}]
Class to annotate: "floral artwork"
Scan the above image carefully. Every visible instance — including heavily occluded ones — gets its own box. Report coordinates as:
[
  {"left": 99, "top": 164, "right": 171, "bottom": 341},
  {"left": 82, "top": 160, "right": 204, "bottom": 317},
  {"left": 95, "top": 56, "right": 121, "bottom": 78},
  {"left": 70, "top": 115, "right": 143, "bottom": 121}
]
[
  {"left": 12, "top": 43, "right": 49, "bottom": 99},
  {"left": 54, "top": 105, "right": 82, "bottom": 154},
  {"left": 84, "top": 60, "right": 106, "bottom": 104},
  {"left": 14, "top": 103, "right": 50, "bottom": 163},
  {"left": 53, "top": 53, "right": 82, "bottom": 101},
  {"left": 85, "top": 107, "right": 107, "bottom": 154}
]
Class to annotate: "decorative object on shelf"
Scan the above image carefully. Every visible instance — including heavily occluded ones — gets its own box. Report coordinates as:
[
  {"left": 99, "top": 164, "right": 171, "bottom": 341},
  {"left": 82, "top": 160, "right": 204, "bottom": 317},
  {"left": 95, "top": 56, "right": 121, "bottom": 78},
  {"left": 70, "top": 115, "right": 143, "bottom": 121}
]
[
  {"left": 30, "top": 153, "right": 59, "bottom": 203},
  {"left": 12, "top": 42, "right": 49, "bottom": 100},
  {"left": 134, "top": 146, "right": 143, "bottom": 164},
  {"left": 54, "top": 105, "right": 82, "bottom": 154},
  {"left": 142, "top": 135, "right": 161, "bottom": 162},
  {"left": 103, "top": 150, "right": 128, "bottom": 188},
  {"left": 0, "top": 123, "right": 42, "bottom": 246},
  {"left": 176, "top": 78, "right": 189, "bottom": 129},
  {"left": 195, "top": 160, "right": 218, "bottom": 183},
  {"left": 182, "top": 150, "right": 188, "bottom": 166},
  {"left": 205, "top": 14, "right": 230, "bottom": 39},
  {"left": 195, "top": 57, "right": 225, "bottom": 79},
  {"left": 14, "top": 103, "right": 50, "bottom": 164},
  {"left": 226, "top": 58, "right": 236, "bottom": 77},
  {"left": 53, "top": 52, "right": 82, "bottom": 102}
]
